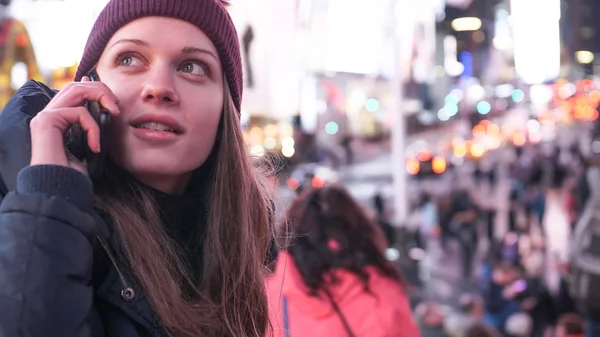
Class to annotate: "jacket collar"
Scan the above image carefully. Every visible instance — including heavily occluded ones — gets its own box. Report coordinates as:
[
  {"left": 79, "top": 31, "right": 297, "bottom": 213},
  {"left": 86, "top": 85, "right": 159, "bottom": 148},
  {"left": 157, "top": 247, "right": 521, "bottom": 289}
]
[{"left": 0, "top": 80, "right": 57, "bottom": 193}]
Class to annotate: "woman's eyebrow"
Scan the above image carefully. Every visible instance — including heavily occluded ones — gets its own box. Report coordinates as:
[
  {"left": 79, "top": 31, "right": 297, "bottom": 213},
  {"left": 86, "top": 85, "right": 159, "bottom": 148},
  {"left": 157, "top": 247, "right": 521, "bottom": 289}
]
[
  {"left": 181, "top": 46, "right": 218, "bottom": 61},
  {"left": 108, "top": 38, "right": 148, "bottom": 50}
]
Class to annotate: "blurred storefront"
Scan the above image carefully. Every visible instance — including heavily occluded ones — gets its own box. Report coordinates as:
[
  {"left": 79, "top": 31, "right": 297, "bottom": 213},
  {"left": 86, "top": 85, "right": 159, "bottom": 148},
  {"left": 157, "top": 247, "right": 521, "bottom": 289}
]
[
  {"left": 310, "top": 73, "right": 393, "bottom": 141},
  {"left": 0, "top": 0, "right": 112, "bottom": 108},
  {"left": 288, "top": 0, "right": 443, "bottom": 165},
  {"left": 0, "top": 16, "right": 44, "bottom": 107},
  {"left": 10, "top": 0, "right": 107, "bottom": 68},
  {"left": 296, "top": 0, "right": 398, "bottom": 143},
  {"left": 8, "top": 0, "right": 109, "bottom": 89},
  {"left": 228, "top": 0, "right": 415, "bottom": 160},
  {"left": 227, "top": 0, "right": 303, "bottom": 157}
]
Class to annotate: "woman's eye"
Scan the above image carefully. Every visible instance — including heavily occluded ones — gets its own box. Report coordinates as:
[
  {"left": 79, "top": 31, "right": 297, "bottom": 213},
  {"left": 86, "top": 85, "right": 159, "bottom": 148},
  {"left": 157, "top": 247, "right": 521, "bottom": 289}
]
[
  {"left": 180, "top": 61, "right": 207, "bottom": 76},
  {"left": 117, "top": 54, "right": 142, "bottom": 67}
]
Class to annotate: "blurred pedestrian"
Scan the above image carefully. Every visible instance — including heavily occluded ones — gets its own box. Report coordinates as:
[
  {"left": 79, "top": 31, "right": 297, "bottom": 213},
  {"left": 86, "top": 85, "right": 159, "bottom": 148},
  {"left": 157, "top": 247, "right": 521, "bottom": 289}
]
[
  {"left": 267, "top": 184, "right": 420, "bottom": 337},
  {"left": 504, "top": 312, "right": 533, "bottom": 337},
  {"left": 552, "top": 257, "right": 578, "bottom": 320},
  {"left": 437, "top": 194, "right": 454, "bottom": 250},
  {"left": 464, "top": 324, "right": 501, "bottom": 337},
  {"left": 373, "top": 191, "right": 396, "bottom": 247},
  {"left": 444, "top": 294, "right": 485, "bottom": 337},
  {"left": 419, "top": 193, "right": 439, "bottom": 250},
  {"left": 340, "top": 133, "right": 354, "bottom": 166},
  {"left": 482, "top": 262, "right": 521, "bottom": 333},
  {"left": 556, "top": 313, "right": 585, "bottom": 337},
  {"left": 416, "top": 302, "right": 448, "bottom": 337},
  {"left": 450, "top": 190, "right": 480, "bottom": 280}
]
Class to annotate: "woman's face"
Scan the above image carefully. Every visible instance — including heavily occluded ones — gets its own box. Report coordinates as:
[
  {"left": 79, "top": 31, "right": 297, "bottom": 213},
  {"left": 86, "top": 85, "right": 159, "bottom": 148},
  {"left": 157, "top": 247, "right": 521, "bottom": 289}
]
[{"left": 95, "top": 16, "right": 224, "bottom": 193}]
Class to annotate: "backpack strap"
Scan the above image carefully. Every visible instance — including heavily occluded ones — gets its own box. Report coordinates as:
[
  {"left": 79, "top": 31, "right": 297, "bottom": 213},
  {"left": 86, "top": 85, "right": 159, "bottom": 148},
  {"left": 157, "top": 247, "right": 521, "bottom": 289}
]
[
  {"left": 323, "top": 288, "right": 356, "bottom": 337},
  {"left": 282, "top": 295, "right": 290, "bottom": 337}
]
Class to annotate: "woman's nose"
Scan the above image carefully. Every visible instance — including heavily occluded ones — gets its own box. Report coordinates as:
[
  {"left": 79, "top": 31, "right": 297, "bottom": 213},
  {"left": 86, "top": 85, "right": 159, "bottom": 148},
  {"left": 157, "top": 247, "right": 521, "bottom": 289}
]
[{"left": 140, "top": 67, "right": 180, "bottom": 105}]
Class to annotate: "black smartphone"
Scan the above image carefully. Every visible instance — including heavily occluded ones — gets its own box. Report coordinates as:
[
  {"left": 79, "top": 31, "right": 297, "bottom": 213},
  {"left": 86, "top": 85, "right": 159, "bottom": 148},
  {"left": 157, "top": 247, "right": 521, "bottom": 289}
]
[{"left": 83, "top": 71, "right": 111, "bottom": 179}]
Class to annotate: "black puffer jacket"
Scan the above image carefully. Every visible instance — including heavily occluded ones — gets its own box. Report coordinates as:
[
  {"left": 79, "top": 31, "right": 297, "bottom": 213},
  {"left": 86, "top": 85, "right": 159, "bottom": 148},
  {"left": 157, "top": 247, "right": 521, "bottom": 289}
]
[{"left": 0, "top": 80, "right": 169, "bottom": 337}]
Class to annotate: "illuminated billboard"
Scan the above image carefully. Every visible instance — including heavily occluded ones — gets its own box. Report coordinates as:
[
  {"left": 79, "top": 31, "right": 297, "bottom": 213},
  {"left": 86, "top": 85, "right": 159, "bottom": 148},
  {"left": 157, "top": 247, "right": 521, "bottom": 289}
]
[{"left": 511, "top": 0, "right": 561, "bottom": 84}]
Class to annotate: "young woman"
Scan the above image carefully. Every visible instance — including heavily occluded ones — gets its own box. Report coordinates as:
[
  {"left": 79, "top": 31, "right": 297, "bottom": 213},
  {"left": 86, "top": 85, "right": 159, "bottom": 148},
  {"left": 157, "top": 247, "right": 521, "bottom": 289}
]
[
  {"left": 267, "top": 185, "right": 419, "bottom": 337},
  {"left": 0, "top": 0, "right": 271, "bottom": 336}
]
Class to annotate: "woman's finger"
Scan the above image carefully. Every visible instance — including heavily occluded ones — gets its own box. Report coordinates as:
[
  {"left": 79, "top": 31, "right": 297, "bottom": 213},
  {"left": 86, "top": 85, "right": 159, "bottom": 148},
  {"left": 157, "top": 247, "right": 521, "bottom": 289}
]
[
  {"left": 31, "top": 106, "right": 101, "bottom": 152},
  {"left": 46, "top": 81, "right": 120, "bottom": 117}
]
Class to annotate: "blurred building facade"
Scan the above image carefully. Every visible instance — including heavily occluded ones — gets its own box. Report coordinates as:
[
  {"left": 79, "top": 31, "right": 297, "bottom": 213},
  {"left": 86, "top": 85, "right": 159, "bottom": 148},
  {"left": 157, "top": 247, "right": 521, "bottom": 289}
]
[{"left": 0, "top": 0, "right": 597, "bottom": 161}]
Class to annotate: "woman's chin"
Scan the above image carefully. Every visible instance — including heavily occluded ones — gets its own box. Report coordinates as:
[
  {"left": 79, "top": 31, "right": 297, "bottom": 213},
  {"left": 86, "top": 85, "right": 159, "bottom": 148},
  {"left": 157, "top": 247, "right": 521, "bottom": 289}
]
[
  {"left": 125, "top": 163, "right": 186, "bottom": 179},
  {"left": 127, "top": 167, "right": 192, "bottom": 194}
]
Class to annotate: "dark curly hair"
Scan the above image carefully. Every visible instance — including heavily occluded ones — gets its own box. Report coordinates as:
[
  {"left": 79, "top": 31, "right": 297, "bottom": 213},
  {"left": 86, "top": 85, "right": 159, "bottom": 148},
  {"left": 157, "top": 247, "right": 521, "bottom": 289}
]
[{"left": 282, "top": 184, "right": 405, "bottom": 295}]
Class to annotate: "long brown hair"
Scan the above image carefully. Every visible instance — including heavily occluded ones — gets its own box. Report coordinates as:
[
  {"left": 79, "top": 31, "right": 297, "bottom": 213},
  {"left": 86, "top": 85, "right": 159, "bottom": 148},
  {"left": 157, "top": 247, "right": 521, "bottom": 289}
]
[
  {"left": 93, "top": 85, "right": 272, "bottom": 336},
  {"left": 283, "top": 184, "right": 404, "bottom": 295}
]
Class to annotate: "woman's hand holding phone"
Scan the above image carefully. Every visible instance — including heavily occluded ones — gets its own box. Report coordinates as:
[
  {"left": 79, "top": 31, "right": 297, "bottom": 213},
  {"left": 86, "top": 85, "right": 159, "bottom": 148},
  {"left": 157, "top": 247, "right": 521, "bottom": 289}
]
[{"left": 29, "top": 76, "right": 120, "bottom": 176}]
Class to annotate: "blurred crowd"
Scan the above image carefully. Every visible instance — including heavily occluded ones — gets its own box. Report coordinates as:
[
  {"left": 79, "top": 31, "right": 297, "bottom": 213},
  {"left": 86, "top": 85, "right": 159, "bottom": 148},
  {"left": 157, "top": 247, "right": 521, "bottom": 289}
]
[
  {"left": 400, "top": 139, "right": 591, "bottom": 337},
  {"left": 263, "top": 128, "right": 599, "bottom": 337}
]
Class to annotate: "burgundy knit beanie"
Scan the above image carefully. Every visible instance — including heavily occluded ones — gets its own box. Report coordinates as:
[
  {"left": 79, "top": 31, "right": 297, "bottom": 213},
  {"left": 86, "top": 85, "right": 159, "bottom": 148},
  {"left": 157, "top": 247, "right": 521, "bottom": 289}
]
[{"left": 75, "top": 0, "right": 243, "bottom": 112}]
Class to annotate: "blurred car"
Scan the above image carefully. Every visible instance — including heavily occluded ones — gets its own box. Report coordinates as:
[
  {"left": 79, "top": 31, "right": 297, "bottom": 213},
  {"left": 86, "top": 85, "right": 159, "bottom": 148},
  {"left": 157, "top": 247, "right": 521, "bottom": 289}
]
[
  {"left": 286, "top": 163, "right": 340, "bottom": 194},
  {"left": 406, "top": 150, "right": 451, "bottom": 179}
]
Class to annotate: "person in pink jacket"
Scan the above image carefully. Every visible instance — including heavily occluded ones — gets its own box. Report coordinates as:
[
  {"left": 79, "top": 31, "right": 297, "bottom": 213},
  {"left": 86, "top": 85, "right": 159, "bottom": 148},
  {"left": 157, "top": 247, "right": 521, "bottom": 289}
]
[{"left": 267, "top": 184, "right": 420, "bottom": 337}]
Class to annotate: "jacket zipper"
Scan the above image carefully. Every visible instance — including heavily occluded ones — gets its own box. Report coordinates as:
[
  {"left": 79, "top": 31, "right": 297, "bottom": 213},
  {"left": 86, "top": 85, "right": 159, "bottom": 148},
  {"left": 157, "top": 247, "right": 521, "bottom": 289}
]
[{"left": 96, "top": 234, "right": 136, "bottom": 301}]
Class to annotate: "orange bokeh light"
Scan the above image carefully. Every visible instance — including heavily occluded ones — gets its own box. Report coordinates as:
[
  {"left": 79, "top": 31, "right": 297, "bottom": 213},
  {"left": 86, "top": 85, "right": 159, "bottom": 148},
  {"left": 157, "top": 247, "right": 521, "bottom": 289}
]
[
  {"left": 432, "top": 156, "right": 447, "bottom": 174},
  {"left": 312, "top": 176, "right": 326, "bottom": 189},
  {"left": 406, "top": 158, "right": 420, "bottom": 175},
  {"left": 454, "top": 143, "right": 467, "bottom": 157},
  {"left": 513, "top": 132, "right": 526, "bottom": 146},
  {"left": 470, "top": 143, "right": 485, "bottom": 158}
]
